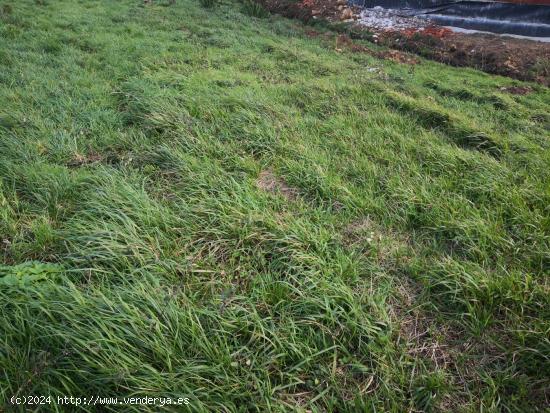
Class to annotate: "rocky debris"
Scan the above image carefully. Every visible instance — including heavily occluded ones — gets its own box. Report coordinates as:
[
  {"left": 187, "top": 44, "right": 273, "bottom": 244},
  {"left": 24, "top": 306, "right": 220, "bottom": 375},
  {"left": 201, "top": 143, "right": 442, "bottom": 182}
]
[
  {"left": 358, "top": 6, "right": 430, "bottom": 32},
  {"left": 292, "top": 0, "right": 361, "bottom": 22}
]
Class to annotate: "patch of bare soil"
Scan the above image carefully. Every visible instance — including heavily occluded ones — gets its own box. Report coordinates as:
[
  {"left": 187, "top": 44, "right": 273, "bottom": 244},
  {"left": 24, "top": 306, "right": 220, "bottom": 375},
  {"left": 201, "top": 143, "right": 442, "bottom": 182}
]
[
  {"left": 256, "top": 0, "right": 360, "bottom": 24},
  {"left": 343, "top": 217, "right": 414, "bottom": 269},
  {"left": 379, "top": 49, "right": 419, "bottom": 65},
  {"left": 390, "top": 278, "right": 476, "bottom": 410},
  {"left": 386, "top": 30, "right": 550, "bottom": 85},
  {"left": 397, "top": 307, "right": 456, "bottom": 371},
  {"left": 342, "top": 218, "right": 543, "bottom": 409},
  {"left": 344, "top": 219, "right": 460, "bottom": 405},
  {"left": 499, "top": 85, "right": 534, "bottom": 95},
  {"left": 67, "top": 152, "right": 103, "bottom": 167},
  {"left": 334, "top": 33, "right": 419, "bottom": 64},
  {"left": 256, "top": 170, "right": 299, "bottom": 201}
]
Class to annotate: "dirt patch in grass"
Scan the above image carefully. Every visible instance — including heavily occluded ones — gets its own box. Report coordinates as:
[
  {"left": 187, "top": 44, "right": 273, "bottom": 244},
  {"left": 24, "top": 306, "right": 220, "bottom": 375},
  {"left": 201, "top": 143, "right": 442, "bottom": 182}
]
[
  {"left": 343, "top": 217, "right": 414, "bottom": 270},
  {"left": 388, "top": 277, "right": 455, "bottom": 369},
  {"left": 254, "top": 0, "right": 315, "bottom": 21},
  {"left": 390, "top": 273, "right": 547, "bottom": 410},
  {"left": 499, "top": 85, "right": 534, "bottom": 95},
  {"left": 379, "top": 49, "right": 419, "bottom": 65},
  {"left": 390, "top": 278, "right": 476, "bottom": 410},
  {"left": 67, "top": 152, "right": 103, "bottom": 167},
  {"left": 334, "top": 33, "right": 419, "bottom": 65},
  {"left": 348, "top": 223, "right": 504, "bottom": 409},
  {"left": 278, "top": 0, "right": 360, "bottom": 22},
  {"left": 399, "top": 310, "right": 455, "bottom": 370},
  {"left": 256, "top": 169, "right": 299, "bottom": 201}
]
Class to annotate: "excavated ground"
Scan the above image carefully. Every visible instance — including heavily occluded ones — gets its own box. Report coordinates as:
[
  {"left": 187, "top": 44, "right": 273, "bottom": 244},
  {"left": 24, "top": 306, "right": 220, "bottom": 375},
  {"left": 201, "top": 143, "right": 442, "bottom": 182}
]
[{"left": 258, "top": 0, "right": 550, "bottom": 84}]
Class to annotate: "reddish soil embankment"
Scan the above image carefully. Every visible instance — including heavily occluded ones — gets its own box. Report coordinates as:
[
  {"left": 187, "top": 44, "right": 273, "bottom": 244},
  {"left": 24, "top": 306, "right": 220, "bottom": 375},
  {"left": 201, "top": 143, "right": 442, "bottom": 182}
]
[{"left": 381, "top": 30, "right": 550, "bottom": 85}]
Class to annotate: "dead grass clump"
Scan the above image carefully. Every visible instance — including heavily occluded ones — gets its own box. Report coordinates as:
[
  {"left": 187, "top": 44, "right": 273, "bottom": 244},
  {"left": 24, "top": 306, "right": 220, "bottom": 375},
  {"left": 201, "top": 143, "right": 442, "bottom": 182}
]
[
  {"left": 343, "top": 217, "right": 413, "bottom": 269},
  {"left": 256, "top": 169, "right": 299, "bottom": 201},
  {"left": 67, "top": 152, "right": 103, "bottom": 167},
  {"left": 380, "top": 49, "right": 419, "bottom": 65}
]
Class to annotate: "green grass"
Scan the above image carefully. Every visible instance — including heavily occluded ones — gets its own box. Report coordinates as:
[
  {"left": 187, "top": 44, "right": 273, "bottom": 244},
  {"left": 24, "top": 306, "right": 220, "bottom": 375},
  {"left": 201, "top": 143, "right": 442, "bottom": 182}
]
[{"left": 0, "top": 0, "right": 549, "bottom": 411}]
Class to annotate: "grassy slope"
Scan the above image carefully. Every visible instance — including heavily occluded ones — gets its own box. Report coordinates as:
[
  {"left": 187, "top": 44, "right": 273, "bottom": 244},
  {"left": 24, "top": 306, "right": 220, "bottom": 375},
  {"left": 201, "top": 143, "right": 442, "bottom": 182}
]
[{"left": 0, "top": 0, "right": 549, "bottom": 411}]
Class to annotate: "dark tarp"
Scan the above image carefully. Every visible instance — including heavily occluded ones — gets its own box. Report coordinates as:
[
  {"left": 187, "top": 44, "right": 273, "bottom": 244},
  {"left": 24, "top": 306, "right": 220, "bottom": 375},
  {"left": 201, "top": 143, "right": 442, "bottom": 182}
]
[{"left": 351, "top": 0, "right": 550, "bottom": 36}]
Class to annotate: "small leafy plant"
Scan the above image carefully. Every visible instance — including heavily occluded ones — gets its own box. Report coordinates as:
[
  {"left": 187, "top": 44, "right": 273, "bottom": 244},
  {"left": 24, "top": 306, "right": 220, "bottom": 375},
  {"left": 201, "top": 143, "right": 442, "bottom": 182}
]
[{"left": 0, "top": 261, "right": 63, "bottom": 288}]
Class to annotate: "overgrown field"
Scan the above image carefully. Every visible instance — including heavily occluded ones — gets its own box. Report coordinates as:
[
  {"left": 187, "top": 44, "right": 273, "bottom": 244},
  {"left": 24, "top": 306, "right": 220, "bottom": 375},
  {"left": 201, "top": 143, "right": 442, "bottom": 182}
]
[{"left": 1, "top": 0, "right": 549, "bottom": 411}]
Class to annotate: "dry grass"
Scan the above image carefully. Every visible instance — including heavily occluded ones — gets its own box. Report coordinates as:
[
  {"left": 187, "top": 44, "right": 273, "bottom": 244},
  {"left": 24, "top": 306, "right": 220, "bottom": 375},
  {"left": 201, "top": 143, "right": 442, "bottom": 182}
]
[{"left": 256, "top": 169, "right": 299, "bottom": 201}]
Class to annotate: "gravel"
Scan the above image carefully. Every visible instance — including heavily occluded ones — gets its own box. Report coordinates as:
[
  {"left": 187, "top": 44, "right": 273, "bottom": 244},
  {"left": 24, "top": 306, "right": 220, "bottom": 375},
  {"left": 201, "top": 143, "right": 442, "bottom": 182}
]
[{"left": 357, "top": 6, "right": 431, "bottom": 31}]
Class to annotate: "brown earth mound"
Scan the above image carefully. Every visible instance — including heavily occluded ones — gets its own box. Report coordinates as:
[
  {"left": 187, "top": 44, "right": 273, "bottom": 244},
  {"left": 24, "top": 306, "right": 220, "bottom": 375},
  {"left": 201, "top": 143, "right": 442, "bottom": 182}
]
[{"left": 383, "top": 30, "right": 550, "bottom": 85}]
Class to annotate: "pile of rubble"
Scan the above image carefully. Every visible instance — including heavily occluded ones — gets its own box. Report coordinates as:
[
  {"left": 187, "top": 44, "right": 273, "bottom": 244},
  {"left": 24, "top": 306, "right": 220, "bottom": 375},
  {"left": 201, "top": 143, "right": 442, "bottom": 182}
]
[
  {"left": 307, "top": 1, "right": 438, "bottom": 35},
  {"left": 357, "top": 6, "right": 430, "bottom": 32},
  {"left": 308, "top": 0, "right": 359, "bottom": 22}
]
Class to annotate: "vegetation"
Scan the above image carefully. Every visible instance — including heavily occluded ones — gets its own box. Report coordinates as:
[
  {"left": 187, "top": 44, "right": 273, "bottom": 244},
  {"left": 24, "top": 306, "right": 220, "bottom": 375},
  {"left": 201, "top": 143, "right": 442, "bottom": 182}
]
[
  {"left": 241, "top": 0, "right": 270, "bottom": 19},
  {"left": 1, "top": 0, "right": 549, "bottom": 411},
  {"left": 199, "top": 0, "right": 218, "bottom": 10}
]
